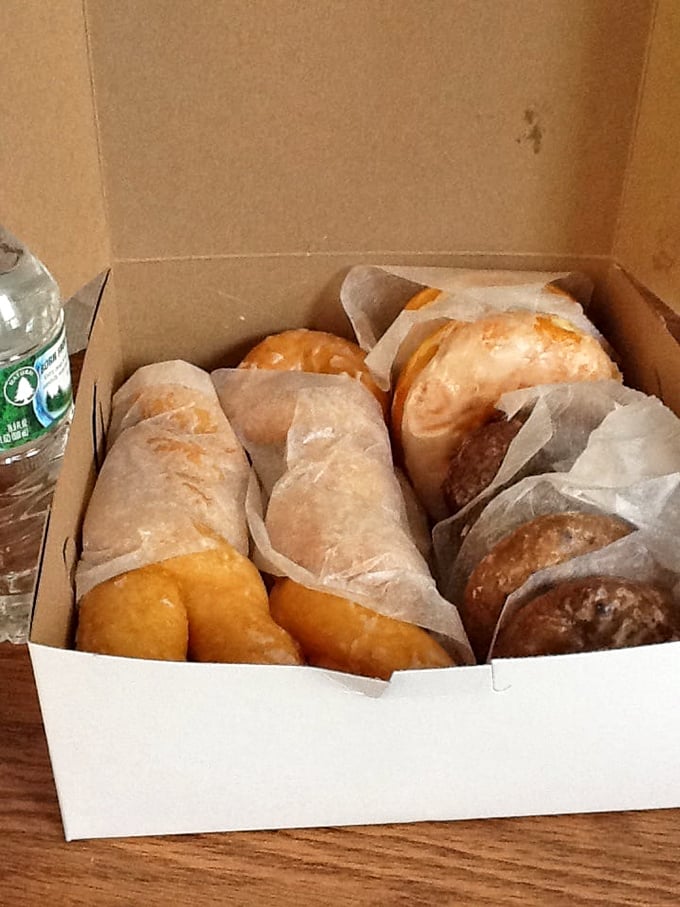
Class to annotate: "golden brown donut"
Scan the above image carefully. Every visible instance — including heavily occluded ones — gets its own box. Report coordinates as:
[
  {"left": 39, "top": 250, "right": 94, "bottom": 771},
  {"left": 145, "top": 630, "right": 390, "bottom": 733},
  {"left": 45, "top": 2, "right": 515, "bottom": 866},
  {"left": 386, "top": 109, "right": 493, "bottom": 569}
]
[
  {"left": 404, "top": 287, "right": 442, "bottom": 310},
  {"left": 404, "top": 282, "right": 575, "bottom": 312},
  {"left": 268, "top": 578, "right": 455, "bottom": 680},
  {"left": 77, "top": 544, "right": 304, "bottom": 665},
  {"left": 239, "top": 328, "right": 388, "bottom": 416},
  {"left": 76, "top": 360, "right": 303, "bottom": 666},
  {"left": 462, "top": 512, "right": 631, "bottom": 661},
  {"left": 391, "top": 321, "right": 460, "bottom": 452},
  {"left": 76, "top": 565, "right": 189, "bottom": 661},
  {"left": 392, "top": 311, "right": 621, "bottom": 518},
  {"left": 544, "top": 282, "right": 578, "bottom": 302},
  {"left": 493, "top": 576, "right": 680, "bottom": 658},
  {"left": 394, "top": 282, "right": 580, "bottom": 446},
  {"left": 162, "top": 546, "right": 303, "bottom": 665}
]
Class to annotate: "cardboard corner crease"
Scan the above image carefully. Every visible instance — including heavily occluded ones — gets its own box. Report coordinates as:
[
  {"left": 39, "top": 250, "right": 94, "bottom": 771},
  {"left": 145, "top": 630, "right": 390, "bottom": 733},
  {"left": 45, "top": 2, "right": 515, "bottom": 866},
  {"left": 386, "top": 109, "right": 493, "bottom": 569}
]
[{"left": 5, "top": 0, "right": 680, "bottom": 839}]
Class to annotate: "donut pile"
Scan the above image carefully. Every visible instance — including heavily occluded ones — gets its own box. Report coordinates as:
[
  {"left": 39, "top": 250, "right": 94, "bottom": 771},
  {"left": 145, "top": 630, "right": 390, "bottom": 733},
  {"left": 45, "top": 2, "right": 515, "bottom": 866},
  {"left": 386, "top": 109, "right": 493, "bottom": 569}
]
[{"left": 75, "top": 274, "right": 680, "bottom": 675}]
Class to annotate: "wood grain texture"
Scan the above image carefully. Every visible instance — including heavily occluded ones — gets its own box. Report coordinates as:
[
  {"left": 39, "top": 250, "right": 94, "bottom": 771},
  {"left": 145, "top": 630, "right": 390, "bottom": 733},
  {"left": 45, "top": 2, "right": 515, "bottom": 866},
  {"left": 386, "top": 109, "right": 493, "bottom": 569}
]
[{"left": 2, "top": 641, "right": 680, "bottom": 906}]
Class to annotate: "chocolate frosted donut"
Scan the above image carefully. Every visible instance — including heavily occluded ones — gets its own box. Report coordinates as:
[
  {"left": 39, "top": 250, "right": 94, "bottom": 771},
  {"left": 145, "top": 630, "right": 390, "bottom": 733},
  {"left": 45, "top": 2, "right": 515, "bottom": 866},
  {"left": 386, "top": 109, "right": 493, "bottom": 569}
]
[
  {"left": 493, "top": 576, "right": 680, "bottom": 658},
  {"left": 462, "top": 512, "right": 631, "bottom": 661},
  {"left": 442, "top": 413, "right": 525, "bottom": 516}
]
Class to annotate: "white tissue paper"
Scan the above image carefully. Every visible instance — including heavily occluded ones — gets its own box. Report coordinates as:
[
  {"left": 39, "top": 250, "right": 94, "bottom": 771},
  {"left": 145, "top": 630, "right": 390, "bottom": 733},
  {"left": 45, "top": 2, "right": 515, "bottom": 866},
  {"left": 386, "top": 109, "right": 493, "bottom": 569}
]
[{"left": 213, "top": 367, "right": 473, "bottom": 663}]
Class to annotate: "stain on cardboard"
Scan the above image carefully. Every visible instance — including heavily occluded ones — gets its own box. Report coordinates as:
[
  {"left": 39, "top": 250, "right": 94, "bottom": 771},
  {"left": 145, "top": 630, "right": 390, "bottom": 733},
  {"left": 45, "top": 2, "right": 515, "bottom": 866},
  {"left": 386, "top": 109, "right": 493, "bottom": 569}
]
[
  {"left": 652, "top": 227, "right": 678, "bottom": 273},
  {"left": 515, "top": 107, "right": 543, "bottom": 154},
  {"left": 652, "top": 248, "right": 676, "bottom": 272}
]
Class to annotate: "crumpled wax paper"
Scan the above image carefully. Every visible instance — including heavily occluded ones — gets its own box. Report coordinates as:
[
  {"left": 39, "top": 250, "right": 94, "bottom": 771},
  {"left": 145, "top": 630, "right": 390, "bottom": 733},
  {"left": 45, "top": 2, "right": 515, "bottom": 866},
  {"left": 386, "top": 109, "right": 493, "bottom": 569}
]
[
  {"left": 442, "top": 392, "right": 680, "bottom": 657},
  {"left": 213, "top": 367, "right": 473, "bottom": 663},
  {"left": 444, "top": 390, "right": 680, "bottom": 606},
  {"left": 339, "top": 264, "right": 602, "bottom": 390},
  {"left": 432, "top": 381, "right": 652, "bottom": 589},
  {"left": 76, "top": 360, "right": 251, "bottom": 599}
]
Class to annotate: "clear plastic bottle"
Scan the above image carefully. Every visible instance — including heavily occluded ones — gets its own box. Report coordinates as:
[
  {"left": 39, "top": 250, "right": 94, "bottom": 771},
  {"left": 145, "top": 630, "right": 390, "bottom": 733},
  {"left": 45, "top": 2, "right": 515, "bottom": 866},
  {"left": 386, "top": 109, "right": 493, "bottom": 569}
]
[{"left": 0, "top": 225, "right": 73, "bottom": 643}]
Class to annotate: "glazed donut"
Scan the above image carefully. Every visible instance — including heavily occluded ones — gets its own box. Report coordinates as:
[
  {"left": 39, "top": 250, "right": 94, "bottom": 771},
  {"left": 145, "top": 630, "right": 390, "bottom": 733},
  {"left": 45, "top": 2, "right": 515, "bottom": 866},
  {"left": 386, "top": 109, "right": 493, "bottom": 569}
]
[
  {"left": 269, "top": 578, "right": 455, "bottom": 680},
  {"left": 76, "top": 565, "right": 189, "bottom": 661},
  {"left": 404, "top": 287, "right": 442, "bottom": 310},
  {"left": 391, "top": 321, "right": 460, "bottom": 452},
  {"left": 392, "top": 311, "right": 620, "bottom": 518},
  {"left": 76, "top": 545, "right": 305, "bottom": 665},
  {"left": 239, "top": 328, "right": 388, "bottom": 416},
  {"left": 75, "top": 361, "right": 304, "bottom": 666},
  {"left": 161, "top": 545, "right": 304, "bottom": 665},
  {"left": 462, "top": 512, "right": 632, "bottom": 661},
  {"left": 403, "top": 282, "right": 575, "bottom": 314},
  {"left": 493, "top": 576, "right": 680, "bottom": 658}
]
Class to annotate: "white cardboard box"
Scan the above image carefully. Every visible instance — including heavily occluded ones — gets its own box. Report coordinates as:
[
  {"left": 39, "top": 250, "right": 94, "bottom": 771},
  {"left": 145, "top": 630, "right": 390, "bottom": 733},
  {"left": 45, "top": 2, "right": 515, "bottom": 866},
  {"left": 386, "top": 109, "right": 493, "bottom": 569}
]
[
  {"left": 10, "top": 0, "right": 680, "bottom": 839},
  {"left": 28, "top": 258, "right": 680, "bottom": 841}
]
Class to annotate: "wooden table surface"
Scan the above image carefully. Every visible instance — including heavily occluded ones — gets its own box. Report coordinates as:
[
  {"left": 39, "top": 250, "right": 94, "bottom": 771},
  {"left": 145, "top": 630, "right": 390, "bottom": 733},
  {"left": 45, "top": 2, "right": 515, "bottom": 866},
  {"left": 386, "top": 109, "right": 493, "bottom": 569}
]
[
  {"left": 3, "top": 355, "right": 680, "bottom": 906},
  {"left": 2, "top": 641, "right": 679, "bottom": 906}
]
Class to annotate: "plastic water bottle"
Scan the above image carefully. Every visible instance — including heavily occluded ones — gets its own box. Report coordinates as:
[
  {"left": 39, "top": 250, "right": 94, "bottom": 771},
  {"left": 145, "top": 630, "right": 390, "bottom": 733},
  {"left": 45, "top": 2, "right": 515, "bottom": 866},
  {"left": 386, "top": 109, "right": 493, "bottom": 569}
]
[{"left": 0, "top": 226, "right": 73, "bottom": 643}]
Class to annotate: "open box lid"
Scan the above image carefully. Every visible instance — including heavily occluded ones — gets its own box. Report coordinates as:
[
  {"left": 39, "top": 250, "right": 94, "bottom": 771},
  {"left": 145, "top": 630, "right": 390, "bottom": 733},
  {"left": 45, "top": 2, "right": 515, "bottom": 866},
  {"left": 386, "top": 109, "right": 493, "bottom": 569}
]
[
  {"left": 1, "top": 0, "right": 678, "bottom": 309},
  {"left": 614, "top": 0, "right": 680, "bottom": 314}
]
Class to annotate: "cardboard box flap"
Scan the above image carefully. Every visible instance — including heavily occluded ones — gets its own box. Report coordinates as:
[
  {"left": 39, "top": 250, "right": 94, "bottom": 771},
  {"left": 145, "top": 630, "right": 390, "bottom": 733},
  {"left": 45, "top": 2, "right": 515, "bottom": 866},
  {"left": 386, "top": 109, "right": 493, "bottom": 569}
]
[
  {"left": 615, "top": 0, "right": 680, "bottom": 314},
  {"left": 84, "top": 0, "right": 651, "bottom": 263},
  {"left": 0, "top": 0, "right": 108, "bottom": 299}
]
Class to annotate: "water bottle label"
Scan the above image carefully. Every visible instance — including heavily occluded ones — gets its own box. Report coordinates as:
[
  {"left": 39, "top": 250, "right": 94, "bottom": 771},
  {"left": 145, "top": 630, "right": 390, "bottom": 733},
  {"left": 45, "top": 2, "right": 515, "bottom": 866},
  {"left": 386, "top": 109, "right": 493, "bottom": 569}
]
[{"left": 0, "top": 325, "right": 72, "bottom": 450}]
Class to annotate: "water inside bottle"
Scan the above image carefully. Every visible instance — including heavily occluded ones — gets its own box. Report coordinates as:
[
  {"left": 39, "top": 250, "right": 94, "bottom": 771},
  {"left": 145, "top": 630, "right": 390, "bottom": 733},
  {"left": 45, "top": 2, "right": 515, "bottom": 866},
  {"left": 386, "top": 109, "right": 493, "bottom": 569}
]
[{"left": 0, "top": 226, "right": 72, "bottom": 643}]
